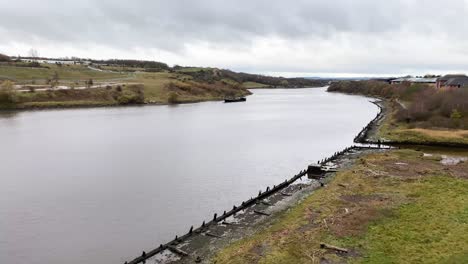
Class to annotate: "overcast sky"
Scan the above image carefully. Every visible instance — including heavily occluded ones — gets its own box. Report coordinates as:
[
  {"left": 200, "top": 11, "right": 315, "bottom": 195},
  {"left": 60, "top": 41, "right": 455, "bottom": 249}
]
[{"left": 1, "top": 0, "right": 468, "bottom": 77}]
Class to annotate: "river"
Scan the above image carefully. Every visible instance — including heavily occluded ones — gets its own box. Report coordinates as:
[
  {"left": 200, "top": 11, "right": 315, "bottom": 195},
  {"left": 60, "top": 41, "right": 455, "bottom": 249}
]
[{"left": 0, "top": 88, "right": 378, "bottom": 263}]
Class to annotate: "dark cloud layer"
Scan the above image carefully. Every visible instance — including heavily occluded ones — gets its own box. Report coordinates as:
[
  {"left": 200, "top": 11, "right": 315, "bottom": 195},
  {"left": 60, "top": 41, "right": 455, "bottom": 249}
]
[{"left": 1, "top": 0, "right": 468, "bottom": 75}]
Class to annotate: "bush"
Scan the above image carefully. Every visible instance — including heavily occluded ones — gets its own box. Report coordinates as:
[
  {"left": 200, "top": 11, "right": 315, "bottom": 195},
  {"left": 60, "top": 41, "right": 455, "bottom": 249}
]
[
  {"left": 0, "top": 53, "right": 10, "bottom": 62},
  {"left": 116, "top": 85, "right": 145, "bottom": 105},
  {"left": 168, "top": 92, "right": 179, "bottom": 104},
  {"left": 329, "top": 81, "right": 468, "bottom": 129},
  {"left": 451, "top": 109, "right": 462, "bottom": 120},
  {"left": 0, "top": 81, "right": 17, "bottom": 104}
]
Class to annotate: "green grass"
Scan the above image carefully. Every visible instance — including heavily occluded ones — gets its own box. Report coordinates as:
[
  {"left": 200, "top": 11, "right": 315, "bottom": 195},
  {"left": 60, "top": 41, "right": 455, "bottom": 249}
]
[
  {"left": 377, "top": 103, "right": 468, "bottom": 145},
  {"left": 175, "top": 67, "right": 210, "bottom": 73},
  {"left": 132, "top": 72, "right": 174, "bottom": 103},
  {"left": 1, "top": 63, "right": 251, "bottom": 108},
  {"left": 0, "top": 64, "right": 126, "bottom": 83},
  {"left": 243, "top": 81, "right": 271, "bottom": 88},
  {"left": 354, "top": 176, "right": 468, "bottom": 264},
  {"left": 213, "top": 149, "right": 468, "bottom": 264}
]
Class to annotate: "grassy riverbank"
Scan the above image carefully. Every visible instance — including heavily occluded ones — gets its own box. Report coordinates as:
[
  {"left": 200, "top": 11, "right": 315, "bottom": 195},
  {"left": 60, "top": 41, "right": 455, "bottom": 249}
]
[
  {"left": 0, "top": 58, "right": 328, "bottom": 109},
  {"left": 328, "top": 81, "right": 468, "bottom": 146},
  {"left": 377, "top": 100, "right": 468, "bottom": 145},
  {"left": 211, "top": 81, "right": 468, "bottom": 263},
  {"left": 213, "top": 148, "right": 468, "bottom": 264}
]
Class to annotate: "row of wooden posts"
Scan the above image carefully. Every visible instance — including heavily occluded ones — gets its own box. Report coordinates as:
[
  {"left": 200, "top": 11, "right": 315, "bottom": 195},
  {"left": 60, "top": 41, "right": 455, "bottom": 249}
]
[
  {"left": 354, "top": 100, "right": 385, "bottom": 144},
  {"left": 125, "top": 102, "right": 397, "bottom": 264},
  {"left": 125, "top": 142, "right": 396, "bottom": 264},
  {"left": 125, "top": 168, "right": 312, "bottom": 264}
]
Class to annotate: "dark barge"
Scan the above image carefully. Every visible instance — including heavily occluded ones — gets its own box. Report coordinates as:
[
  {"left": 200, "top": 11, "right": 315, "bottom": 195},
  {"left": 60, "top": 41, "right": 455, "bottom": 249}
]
[{"left": 224, "top": 97, "right": 247, "bottom": 103}]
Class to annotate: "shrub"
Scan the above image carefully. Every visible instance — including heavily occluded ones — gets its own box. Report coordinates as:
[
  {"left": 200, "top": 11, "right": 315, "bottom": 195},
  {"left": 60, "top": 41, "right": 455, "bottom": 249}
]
[
  {"left": 116, "top": 90, "right": 144, "bottom": 105},
  {"left": 86, "top": 79, "right": 93, "bottom": 88},
  {"left": 168, "top": 92, "right": 179, "bottom": 104},
  {"left": 451, "top": 109, "right": 462, "bottom": 120},
  {"left": 329, "top": 81, "right": 468, "bottom": 129},
  {"left": 0, "top": 80, "right": 17, "bottom": 104},
  {"left": 0, "top": 53, "right": 10, "bottom": 62}
]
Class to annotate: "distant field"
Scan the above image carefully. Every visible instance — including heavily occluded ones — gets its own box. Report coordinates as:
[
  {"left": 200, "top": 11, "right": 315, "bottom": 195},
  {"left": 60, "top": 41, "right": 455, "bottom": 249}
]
[
  {"left": 0, "top": 63, "right": 251, "bottom": 108},
  {"left": 133, "top": 72, "right": 174, "bottom": 103},
  {"left": 242, "top": 81, "right": 271, "bottom": 88},
  {"left": 1, "top": 60, "right": 326, "bottom": 109},
  {"left": 0, "top": 64, "right": 127, "bottom": 84}
]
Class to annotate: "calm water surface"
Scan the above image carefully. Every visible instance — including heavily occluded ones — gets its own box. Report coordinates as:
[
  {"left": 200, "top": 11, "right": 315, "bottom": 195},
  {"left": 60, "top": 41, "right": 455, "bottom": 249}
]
[{"left": 0, "top": 88, "right": 377, "bottom": 263}]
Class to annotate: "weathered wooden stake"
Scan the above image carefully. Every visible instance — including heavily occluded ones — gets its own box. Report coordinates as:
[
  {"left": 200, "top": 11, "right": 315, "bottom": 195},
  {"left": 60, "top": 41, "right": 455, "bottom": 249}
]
[
  {"left": 320, "top": 243, "right": 349, "bottom": 253},
  {"left": 206, "top": 232, "right": 222, "bottom": 238},
  {"left": 254, "top": 210, "right": 271, "bottom": 216}
]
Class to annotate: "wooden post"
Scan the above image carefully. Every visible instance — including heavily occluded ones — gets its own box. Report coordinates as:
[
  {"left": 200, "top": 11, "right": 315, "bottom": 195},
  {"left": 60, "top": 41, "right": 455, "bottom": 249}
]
[{"left": 320, "top": 243, "right": 348, "bottom": 253}]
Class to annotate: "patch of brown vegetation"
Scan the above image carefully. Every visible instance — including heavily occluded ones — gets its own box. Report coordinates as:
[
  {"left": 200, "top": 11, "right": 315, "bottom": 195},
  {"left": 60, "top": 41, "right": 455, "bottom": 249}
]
[
  {"left": 248, "top": 243, "right": 269, "bottom": 259},
  {"left": 327, "top": 194, "right": 391, "bottom": 238},
  {"left": 442, "top": 161, "right": 468, "bottom": 179},
  {"left": 165, "top": 80, "right": 249, "bottom": 99},
  {"left": 371, "top": 158, "right": 439, "bottom": 179}
]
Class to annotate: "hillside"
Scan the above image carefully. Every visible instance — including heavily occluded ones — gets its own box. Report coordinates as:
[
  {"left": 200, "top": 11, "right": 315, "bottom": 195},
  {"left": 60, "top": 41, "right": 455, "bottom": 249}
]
[
  {"left": 0, "top": 57, "right": 328, "bottom": 109},
  {"left": 328, "top": 80, "right": 468, "bottom": 145}
]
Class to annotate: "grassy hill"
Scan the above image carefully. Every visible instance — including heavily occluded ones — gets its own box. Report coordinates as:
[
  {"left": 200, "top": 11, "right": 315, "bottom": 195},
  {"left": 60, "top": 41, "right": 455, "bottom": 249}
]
[{"left": 0, "top": 57, "right": 328, "bottom": 109}]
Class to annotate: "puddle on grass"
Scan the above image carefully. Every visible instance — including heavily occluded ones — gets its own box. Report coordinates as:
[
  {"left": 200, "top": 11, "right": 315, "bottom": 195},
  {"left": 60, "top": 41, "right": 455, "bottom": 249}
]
[{"left": 440, "top": 155, "right": 467, "bottom": 166}]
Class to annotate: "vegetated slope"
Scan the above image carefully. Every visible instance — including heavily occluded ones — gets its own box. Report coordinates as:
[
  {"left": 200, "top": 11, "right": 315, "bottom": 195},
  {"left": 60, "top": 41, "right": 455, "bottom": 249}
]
[
  {"left": 175, "top": 66, "right": 329, "bottom": 88},
  {"left": 0, "top": 53, "right": 11, "bottom": 62},
  {"left": 0, "top": 56, "right": 329, "bottom": 109},
  {"left": 214, "top": 148, "right": 468, "bottom": 264},
  {"left": 328, "top": 80, "right": 468, "bottom": 144}
]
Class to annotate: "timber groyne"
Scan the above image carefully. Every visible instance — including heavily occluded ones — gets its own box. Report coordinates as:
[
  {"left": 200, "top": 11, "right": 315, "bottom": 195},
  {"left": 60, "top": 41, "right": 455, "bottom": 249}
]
[
  {"left": 124, "top": 143, "right": 391, "bottom": 264},
  {"left": 124, "top": 99, "right": 399, "bottom": 264}
]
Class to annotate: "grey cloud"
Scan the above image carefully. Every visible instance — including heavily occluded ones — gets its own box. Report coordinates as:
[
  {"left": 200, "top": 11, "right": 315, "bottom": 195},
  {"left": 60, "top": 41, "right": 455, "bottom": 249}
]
[
  {"left": 0, "top": 0, "right": 445, "bottom": 50},
  {"left": 1, "top": 0, "right": 468, "bottom": 74}
]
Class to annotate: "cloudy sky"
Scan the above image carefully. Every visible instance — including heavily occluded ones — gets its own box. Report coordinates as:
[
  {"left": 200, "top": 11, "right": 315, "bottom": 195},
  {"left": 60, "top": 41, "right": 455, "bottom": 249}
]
[{"left": 1, "top": 0, "right": 468, "bottom": 77}]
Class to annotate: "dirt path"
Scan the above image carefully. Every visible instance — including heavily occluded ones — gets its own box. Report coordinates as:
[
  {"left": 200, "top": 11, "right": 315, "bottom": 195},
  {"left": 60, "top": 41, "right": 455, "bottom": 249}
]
[{"left": 14, "top": 81, "right": 141, "bottom": 92}]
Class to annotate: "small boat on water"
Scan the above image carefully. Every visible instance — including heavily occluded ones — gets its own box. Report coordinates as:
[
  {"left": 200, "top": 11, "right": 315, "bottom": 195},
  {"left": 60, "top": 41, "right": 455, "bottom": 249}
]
[{"left": 224, "top": 97, "right": 247, "bottom": 103}]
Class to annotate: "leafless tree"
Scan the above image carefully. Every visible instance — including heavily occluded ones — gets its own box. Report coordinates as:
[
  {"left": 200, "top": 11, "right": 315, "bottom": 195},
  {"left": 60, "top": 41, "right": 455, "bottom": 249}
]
[{"left": 28, "top": 48, "right": 39, "bottom": 58}]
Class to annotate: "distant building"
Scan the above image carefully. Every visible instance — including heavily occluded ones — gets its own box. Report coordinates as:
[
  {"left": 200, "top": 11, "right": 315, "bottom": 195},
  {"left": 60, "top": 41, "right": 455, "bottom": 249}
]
[
  {"left": 20, "top": 58, "right": 91, "bottom": 65},
  {"left": 390, "top": 77, "right": 437, "bottom": 85},
  {"left": 436, "top": 74, "right": 468, "bottom": 89}
]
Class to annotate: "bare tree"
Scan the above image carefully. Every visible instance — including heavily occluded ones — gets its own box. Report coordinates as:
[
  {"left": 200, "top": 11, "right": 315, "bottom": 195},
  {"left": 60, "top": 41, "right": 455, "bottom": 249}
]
[{"left": 28, "top": 48, "right": 39, "bottom": 58}]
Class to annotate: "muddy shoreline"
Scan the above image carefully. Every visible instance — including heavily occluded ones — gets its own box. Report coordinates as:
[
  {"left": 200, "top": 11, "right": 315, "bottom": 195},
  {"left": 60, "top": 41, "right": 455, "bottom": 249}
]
[
  {"left": 125, "top": 99, "right": 390, "bottom": 264},
  {"left": 154, "top": 148, "right": 388, "bottom": 264},
  {"left": 124, "top": 97, "right": 467, "bottom": 264}
]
